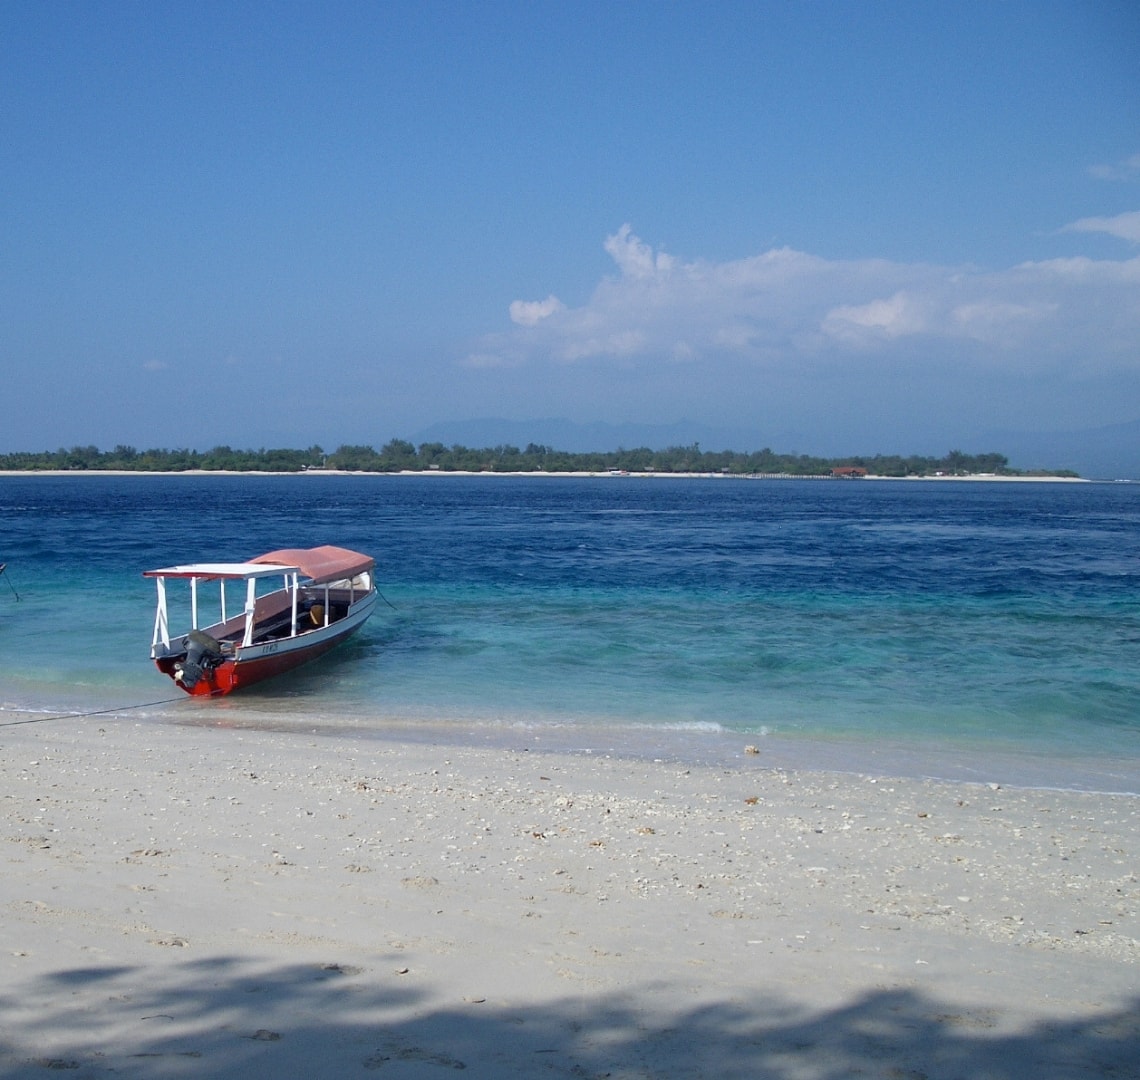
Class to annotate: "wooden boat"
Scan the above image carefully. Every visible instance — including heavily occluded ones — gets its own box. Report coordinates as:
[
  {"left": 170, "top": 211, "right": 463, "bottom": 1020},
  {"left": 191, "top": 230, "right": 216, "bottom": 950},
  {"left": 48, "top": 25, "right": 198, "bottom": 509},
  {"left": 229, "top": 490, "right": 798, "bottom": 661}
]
[{"left": 144, "top": 545, "right": 377, "bottom": 696}]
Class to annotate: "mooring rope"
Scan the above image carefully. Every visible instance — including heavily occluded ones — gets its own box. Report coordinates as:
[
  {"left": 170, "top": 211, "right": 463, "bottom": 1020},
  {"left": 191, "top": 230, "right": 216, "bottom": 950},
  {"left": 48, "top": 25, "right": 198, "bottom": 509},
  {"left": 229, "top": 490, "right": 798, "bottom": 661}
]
[{"left": 0, "top": 695, "right": 188, "bottom": 729}]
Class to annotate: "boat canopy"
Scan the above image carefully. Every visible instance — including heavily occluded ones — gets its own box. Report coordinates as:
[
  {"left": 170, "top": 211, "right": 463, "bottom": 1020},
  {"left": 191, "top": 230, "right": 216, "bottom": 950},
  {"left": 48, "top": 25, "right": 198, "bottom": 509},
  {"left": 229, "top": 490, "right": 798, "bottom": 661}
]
[
  {"left": 251, "top": 545, "right": 374, "bottom": 585},
  {"left": 145, "top": 546, "right": 373, "bottom": 585},
  {"left": 143, "top": 561, "right": 298, "bottom": 581}
]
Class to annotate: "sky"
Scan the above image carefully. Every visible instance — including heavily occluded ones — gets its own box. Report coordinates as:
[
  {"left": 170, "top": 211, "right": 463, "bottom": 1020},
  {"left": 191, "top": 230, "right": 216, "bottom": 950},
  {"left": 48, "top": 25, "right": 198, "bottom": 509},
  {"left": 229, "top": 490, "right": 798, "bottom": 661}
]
[{"left": 2, "top": 0, "right": 1139, "bottom": 462}]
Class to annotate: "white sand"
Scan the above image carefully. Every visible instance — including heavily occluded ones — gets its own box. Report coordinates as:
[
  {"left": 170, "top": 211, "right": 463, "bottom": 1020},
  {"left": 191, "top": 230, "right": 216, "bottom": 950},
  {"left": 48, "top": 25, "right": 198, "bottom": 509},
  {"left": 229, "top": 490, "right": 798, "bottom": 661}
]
[{"left": 2, "top": 718, "right": 1136, "bottom": 1078}]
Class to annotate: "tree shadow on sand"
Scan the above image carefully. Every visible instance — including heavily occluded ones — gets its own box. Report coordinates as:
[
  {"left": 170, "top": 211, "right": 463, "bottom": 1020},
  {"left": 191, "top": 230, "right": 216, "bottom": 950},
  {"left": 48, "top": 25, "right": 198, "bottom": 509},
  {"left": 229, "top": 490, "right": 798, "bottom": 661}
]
[{"left": 0, "top": 954, "right": 1135, "bottom": 1079}]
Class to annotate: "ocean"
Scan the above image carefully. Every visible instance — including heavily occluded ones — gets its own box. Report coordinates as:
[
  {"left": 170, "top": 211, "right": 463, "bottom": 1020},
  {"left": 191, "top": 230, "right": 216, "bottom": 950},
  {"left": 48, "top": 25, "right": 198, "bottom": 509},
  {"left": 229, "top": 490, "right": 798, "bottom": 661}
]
[{"left": 1, "top": 473, "right": 1138, "bottom": 792}]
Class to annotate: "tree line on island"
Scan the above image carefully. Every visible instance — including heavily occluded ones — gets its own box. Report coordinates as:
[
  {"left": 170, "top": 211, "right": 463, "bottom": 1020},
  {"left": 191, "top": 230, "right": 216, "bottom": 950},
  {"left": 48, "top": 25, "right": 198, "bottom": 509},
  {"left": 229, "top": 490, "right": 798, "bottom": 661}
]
[{"left": 0, "top": 442, "right": 1077, "bottom": 477}]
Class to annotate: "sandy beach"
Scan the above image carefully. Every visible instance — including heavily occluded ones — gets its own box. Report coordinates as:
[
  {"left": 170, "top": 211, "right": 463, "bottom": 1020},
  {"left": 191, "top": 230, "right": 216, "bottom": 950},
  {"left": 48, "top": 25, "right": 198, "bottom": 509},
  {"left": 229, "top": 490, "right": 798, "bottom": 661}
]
[{"left": 0, "top": 716, "right": 1136, "bottom": 1078}]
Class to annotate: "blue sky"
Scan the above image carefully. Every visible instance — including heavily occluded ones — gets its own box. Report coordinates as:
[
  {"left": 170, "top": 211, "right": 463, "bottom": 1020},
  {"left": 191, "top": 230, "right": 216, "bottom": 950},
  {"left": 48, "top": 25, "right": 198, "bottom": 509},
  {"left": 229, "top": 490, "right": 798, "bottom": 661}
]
[{"left": 2, "top": 1, "right": 1138, "bottom": 460}]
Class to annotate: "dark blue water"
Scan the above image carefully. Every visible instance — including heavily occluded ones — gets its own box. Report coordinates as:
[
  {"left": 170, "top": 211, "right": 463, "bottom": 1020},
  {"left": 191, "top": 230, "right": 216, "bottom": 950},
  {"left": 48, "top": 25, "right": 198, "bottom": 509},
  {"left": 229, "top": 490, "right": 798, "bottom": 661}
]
[{"left": 1, "top": 474, "right": 1138, "bottom": 790}]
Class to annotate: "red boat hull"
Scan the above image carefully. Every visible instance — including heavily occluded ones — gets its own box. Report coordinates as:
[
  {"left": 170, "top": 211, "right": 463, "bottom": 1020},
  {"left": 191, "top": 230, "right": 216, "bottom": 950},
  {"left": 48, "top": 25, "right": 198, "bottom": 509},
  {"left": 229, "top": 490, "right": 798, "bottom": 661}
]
[{"left": 156, "top": 621, "right": 363, "bottom": 696}]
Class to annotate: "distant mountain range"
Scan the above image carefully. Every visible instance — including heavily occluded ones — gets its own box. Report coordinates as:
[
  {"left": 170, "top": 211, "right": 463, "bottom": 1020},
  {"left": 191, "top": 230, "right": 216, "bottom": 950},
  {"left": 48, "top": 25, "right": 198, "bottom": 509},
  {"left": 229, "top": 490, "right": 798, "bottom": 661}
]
[
  {"left": 411, "top": 417, "right": 1140, "bottom": 480},
  {"left": 982, "top": 418, "right": 1140, "bottom": 481}
]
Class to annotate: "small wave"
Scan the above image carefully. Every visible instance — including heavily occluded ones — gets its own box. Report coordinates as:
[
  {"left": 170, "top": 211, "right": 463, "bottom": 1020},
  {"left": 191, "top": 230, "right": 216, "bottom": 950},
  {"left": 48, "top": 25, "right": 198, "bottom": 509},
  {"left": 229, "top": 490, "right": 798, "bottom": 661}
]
[
  {"left": 0, "top": 703, "right": 59, "bottom": 716},
  {"left": 627, "top": 719, "right": 726, "bottom": 734}
]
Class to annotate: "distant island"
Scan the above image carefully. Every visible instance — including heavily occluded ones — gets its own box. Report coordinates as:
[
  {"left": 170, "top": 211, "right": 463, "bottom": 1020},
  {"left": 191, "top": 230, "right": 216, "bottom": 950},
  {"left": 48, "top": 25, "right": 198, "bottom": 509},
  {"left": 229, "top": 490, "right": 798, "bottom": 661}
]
[{"left": 0, "top": 442, "right": 1080, "bottom": 478}]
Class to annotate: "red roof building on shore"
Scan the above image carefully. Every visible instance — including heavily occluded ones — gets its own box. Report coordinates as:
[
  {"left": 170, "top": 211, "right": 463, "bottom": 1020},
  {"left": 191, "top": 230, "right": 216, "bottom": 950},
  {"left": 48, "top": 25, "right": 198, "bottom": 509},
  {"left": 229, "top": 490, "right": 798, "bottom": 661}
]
[{"left": 831, "top": 466, "right": 868, "bottom": 478}]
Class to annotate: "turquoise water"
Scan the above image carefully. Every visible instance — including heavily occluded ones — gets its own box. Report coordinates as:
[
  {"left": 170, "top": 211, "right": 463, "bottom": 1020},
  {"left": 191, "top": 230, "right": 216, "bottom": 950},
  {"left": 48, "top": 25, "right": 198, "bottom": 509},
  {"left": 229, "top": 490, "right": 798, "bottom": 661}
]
[{"left": 1, "top": 474, "right": 1138, "bottom": 791}]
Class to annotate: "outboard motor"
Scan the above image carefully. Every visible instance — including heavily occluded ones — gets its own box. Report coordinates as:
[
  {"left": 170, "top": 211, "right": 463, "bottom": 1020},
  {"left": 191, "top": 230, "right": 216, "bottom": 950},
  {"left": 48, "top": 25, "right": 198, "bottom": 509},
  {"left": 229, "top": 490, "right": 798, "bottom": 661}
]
[{"left": 174, "top": 629, "right": 226, "bottom": 689}]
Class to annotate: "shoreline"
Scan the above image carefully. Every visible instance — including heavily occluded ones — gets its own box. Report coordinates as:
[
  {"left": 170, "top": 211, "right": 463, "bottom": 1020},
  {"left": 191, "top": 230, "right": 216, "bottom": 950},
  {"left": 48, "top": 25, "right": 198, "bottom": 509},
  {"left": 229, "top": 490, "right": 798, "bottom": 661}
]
[
  {"left": 2, "top": 718, "right": 1136, "bottom": 1076},
  {"left": 5, "top": 694, "right": 1140, "bottom": 797},
  {"left": 0, "top": 468, "right": 1095, "bottom": 481},
  {"left": 172, "top": 702, "right": 1140, "bottom": 798}
]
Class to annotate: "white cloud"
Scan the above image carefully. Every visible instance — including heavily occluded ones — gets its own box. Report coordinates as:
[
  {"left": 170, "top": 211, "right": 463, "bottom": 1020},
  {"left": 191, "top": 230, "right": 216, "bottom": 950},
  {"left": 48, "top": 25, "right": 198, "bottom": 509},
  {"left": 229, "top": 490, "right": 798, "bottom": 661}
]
[
  {"left": 603, "top": 223, "right": 677, "bottom": 278},
  {"left": 821, "top": 292, "right": 932, "bottom": 344},
  {"left": 951, "top": 299, "right": 1052, "bottom": 330},
  {"left": 509, "top": 294, "right": 566, "bottom": 326},
  {"left": 468, "top": 225, "right": 1140, "bottom": 376},
  {"left": 563, "top": 329, "right": 646, "bottom": 361},
  {"left": 1062, "top": 210, "right": 1140, "bottom": 244}
]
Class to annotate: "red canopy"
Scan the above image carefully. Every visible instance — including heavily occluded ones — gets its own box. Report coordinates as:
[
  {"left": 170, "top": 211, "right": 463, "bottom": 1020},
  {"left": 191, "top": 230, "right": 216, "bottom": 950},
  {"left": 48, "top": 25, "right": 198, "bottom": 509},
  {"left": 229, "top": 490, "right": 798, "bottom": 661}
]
[{"left": 252, "top": 545, "right": 374, "bottom": 585}]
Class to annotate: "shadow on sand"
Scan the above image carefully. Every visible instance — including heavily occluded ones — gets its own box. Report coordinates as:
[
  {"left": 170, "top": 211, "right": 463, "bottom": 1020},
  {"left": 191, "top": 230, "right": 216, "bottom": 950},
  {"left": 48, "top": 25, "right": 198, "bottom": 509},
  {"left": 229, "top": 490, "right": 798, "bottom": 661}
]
[{"left": 0, "top": 954, "right": 1136, "bottom": 1078}]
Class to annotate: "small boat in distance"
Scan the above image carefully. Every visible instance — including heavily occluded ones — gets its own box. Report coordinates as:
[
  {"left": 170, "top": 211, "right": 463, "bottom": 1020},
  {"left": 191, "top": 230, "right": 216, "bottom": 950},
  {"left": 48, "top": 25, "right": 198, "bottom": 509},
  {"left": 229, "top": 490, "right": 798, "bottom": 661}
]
[{"left": 144, "top": 545, "right": 377, "bottom": 696}]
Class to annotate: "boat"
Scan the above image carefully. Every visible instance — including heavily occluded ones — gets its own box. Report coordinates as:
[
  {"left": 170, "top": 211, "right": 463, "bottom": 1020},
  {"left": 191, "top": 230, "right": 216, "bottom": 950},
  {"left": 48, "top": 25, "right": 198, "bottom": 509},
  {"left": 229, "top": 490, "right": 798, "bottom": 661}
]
[{"left": 144, "top": 545, "right": 377, "bottom": 696}]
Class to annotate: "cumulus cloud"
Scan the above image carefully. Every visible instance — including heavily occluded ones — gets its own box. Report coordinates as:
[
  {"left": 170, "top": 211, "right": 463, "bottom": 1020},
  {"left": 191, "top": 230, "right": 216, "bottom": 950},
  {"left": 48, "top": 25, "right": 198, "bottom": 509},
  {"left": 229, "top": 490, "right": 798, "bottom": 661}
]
[
  {"left": 1062, "top": 210, "right": 1140, "bottom": 244},
  {"left": 468, "top": 224, "right": 1140, "bottom": 376},
  {"left": 821, "top": 292, "right": 932, "bottom": 344},
  {"left": 603, "top": 224, "right": 677, "bottom": 278},
  {"left": 509, "top": 294, "right": 566, "bottom": 326}
]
